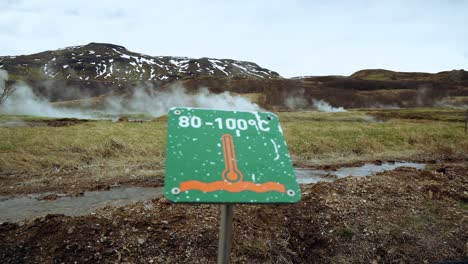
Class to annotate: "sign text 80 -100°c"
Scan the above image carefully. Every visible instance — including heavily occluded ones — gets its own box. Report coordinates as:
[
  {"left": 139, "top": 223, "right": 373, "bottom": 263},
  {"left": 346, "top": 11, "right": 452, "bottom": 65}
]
[{"left": 177, "top": 115, "right": 270, "bottom": 132}]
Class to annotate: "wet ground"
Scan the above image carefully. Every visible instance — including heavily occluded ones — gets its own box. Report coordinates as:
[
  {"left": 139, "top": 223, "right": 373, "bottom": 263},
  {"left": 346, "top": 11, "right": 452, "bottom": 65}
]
[
  {"left": 295, "top": 161, "right": 426, "bottom": 184},
  {"left": 0, "top": 187, "right": 163, "bottom": 223},
  {"left": 0, "top": 163, "right": 466, "bottom": 263},
  {"left": 0, "top": 121, "right": 46, "bottom": 127},
  {"left": 0, "top": 162, "right": 427, "bottom": 223}
]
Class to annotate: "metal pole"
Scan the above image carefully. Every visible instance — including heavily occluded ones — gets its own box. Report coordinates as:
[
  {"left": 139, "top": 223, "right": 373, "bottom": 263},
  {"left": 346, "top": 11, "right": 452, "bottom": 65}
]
[{"left": 217, "top": 204, "right": 234, "bottom": 264}]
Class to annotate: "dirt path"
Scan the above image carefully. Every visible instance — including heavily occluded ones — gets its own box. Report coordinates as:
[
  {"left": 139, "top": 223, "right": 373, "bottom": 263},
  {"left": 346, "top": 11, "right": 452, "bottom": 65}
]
[{"left": 0, "top": 163, "right": 466, "bottom": 263}]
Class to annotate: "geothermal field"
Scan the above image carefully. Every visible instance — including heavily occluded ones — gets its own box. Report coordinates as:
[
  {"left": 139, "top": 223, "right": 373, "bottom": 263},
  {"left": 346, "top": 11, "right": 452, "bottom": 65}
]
[{"left": 0, "top": 43, "right": 467, "bottom": 263}]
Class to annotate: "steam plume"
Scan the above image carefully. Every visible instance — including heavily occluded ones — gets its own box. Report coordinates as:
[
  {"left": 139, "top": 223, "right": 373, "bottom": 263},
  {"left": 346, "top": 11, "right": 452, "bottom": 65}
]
[
  {"left": 284, "top": 91, "right": 347, "bottom": 112},
  {"left": 284, "top": 95, "right": 308, "bottom": 109},
  {"left": 312, "top": 99, "right": 347, "bottom": 112},
  {"left": 0, "top": 70, "right": 7, "bottom": 89},
  {"left": 0, "top": 82, "right": 94, "bottom": 118},
  {"left": 0, "top": 80, "right": 260, "bottom": 119},
  {"left": 103, "top": 84, "right": 260, "bottom": 116},
  {"left": 0, "top": 69, "right": 11, "bottom": 104}
]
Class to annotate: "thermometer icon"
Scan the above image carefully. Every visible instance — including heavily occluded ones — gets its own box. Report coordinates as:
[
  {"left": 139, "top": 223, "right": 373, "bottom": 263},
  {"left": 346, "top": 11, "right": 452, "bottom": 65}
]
[{"left": 221, "top": 134, "right": 244, "bottom": 183}]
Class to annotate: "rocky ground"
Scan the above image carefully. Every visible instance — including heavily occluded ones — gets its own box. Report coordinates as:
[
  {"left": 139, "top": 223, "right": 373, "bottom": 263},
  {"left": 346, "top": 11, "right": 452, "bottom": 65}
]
[{"left": 0, "top": 163, "right": 466, "bottom": 263}]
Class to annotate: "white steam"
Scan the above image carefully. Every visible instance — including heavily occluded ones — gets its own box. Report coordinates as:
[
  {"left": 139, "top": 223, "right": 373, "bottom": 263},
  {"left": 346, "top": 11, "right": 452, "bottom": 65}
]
[
  {"left": 0, "top": 82, "right": 96, "bottom": 118},
  {"left": 0, "top": 70, "right": 8, "bottom": 88},
  {"left": 284, "top": 92, "right": 347, "bottom": 112},
  {"left": 0, "top": 80, "right": 260, "bottom": 119},
  {"left": 0, "top": 69, "right": 10, "bottom": 104},
  {"left": 284, "top": 96, "right": 308, "bottom": 109},
  {"left": 312, "top": 99, "right": 347, "bottom": 112},
  {"left": 103, "top": 84, "right": 260, "bottom": 116}
]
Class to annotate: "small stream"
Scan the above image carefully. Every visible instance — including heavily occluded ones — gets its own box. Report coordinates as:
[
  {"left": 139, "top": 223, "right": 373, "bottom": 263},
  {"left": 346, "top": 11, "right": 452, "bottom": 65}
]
[
  {"left": 0, "top": 162, "right": 426, "bottom": 223},
  {"left": 295, "top": 162, "right": 426, "bottom": 184},
  {"left": 0, "top": 187, "right": 164, "bottom": 223},
  {"left": 0, "top": 121, "right": 46, "bottom": 127}
]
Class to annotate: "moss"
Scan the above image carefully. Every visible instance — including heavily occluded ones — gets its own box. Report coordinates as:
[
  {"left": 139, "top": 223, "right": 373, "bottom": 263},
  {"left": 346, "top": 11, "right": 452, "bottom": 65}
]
[
  {"left": 237, "top": 237, "right": 269, "bottom": 258},
  {"left": 459, "top": 201, "right": 468, "bottom": 211},
  {"left": 336, "top": 227, "right": 355, "bottom": 238}
]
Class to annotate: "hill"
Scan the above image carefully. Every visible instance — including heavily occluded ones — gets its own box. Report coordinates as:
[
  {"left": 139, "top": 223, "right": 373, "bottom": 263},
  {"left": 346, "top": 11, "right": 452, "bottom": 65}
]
[
  {"left": 350, "top": 69, "right": 468, "bottom": 84},
  {"left": 1, "top": 43, "right": 467, "bottom": 109},
  {"left": 0, "top": 42, "right": 280, "bottom": 82},
  {"left": 0, "top": 43, "right": 280, "bottom": 101}
]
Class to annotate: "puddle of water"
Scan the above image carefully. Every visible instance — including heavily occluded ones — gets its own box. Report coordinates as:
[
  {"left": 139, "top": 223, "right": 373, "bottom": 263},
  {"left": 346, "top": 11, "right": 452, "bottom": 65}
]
[
  {"left": 294, "top": 168, "right": 335, "bottom": 184},
  {"left": 295, "top": 162, "right": 426, "bottom": 184},
  {"left": 0, "top": 187, "right": 163, "bottom": 223},
  {"left": 0, "top": 120, "right": 49, "bottom": 127},
  {"left": 0, "top": 121, "right": 24, "bottom": 127}
]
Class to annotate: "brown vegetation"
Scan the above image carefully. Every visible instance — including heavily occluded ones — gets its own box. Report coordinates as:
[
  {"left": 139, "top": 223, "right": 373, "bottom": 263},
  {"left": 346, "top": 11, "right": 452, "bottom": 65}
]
[{"left": 181, "top": 76, "right": 468, "bottom": 109}]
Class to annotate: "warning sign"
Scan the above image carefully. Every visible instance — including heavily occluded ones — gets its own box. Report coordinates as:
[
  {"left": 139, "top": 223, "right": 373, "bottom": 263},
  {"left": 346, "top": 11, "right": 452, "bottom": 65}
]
[{"left": 164, "top": 107, "right": 301, "bottom": 203}]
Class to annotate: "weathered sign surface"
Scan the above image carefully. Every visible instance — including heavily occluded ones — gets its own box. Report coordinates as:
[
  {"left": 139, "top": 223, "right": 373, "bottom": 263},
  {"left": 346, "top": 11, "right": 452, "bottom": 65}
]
[{"left": 164, "top": 107, "right": 301, "bottom": 203}]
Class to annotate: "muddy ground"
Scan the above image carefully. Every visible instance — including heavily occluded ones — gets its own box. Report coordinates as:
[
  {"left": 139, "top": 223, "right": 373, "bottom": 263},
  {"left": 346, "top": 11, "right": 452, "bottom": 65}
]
[
  {"left": 0, "top": 157, "right": 457, "bottom": 197},
  {"left": 0, "top": 169, "right": 165, "bottom": 197},
  {"left": 0, "top": 163, "right": 466, "bottom": 263}
]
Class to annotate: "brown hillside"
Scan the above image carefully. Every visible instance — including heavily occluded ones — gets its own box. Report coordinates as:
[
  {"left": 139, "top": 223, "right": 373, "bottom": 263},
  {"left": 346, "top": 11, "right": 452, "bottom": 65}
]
[
  {"left": 351, "top": 69, "right": 468, "bottom": 84},
  {"left": 181, "top": 77, "right": 468, "bottom": 109}
]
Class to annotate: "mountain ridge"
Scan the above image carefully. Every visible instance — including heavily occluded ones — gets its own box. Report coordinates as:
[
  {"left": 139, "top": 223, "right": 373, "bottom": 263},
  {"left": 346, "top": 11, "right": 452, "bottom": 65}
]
[
  {"left": 0, "top": 42, "right": 281, "bottom": 83},
  {"left": 2, "top": 42, "right": 467, "bottom": 85},
  {"left": 1, "top": 43, "right": 467, "bottom": 109}
]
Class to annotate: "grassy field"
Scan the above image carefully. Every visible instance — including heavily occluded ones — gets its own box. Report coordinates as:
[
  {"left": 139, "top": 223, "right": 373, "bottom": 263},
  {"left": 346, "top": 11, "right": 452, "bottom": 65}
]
[
  {"left": 282, "top": 108, "right": 467, "bottom": 166},
  {"left": 0, "top": 108, "right": 466, "bottom": 194}
]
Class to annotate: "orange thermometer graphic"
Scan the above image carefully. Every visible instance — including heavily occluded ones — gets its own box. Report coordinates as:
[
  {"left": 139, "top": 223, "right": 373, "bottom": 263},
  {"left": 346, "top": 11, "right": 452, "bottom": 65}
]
[{"left": 221, "top": 134, "right": 244, "bottom": 183}]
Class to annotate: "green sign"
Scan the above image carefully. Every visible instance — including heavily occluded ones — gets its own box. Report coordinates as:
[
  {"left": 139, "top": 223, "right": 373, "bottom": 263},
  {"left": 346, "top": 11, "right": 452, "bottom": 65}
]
[{"left": 164, "top": 107, "right": 301, "bottom": 204}]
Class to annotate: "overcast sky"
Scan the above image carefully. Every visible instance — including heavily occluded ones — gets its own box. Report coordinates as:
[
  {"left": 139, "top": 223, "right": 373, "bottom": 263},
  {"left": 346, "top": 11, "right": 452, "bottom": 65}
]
[{"left": 1, "top": 0, "right": 467, "bottom": 77}]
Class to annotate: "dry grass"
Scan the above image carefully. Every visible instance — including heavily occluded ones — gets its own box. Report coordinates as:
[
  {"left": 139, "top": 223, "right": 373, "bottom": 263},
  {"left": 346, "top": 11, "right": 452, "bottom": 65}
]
[
  {"left": 0, "top": 108, "right": 466, "bottom": 194},
  {"left": 0, "top": 109, "right": 468, "bottom": 172},
  {"left": 0, "top": 119, "right": 166, "bottom": 194},
  {"left": 280, "top": 108, "right": 468, "bottom": 167},
  {"left": 50, "top": 95, "right": 107, "bottom": 108},
  {"left": 0, "top": 120, "right": 166, "bottom": 170}
]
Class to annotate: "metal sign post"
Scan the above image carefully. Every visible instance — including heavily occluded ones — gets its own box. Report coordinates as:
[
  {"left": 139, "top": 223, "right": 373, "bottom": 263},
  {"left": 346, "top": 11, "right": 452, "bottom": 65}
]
[
  {"left": 164, "top": 107, "right": 301, "bottom": 263},
  {"left": 217, "top": 204, "right": 234, "bottom": 264}
]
